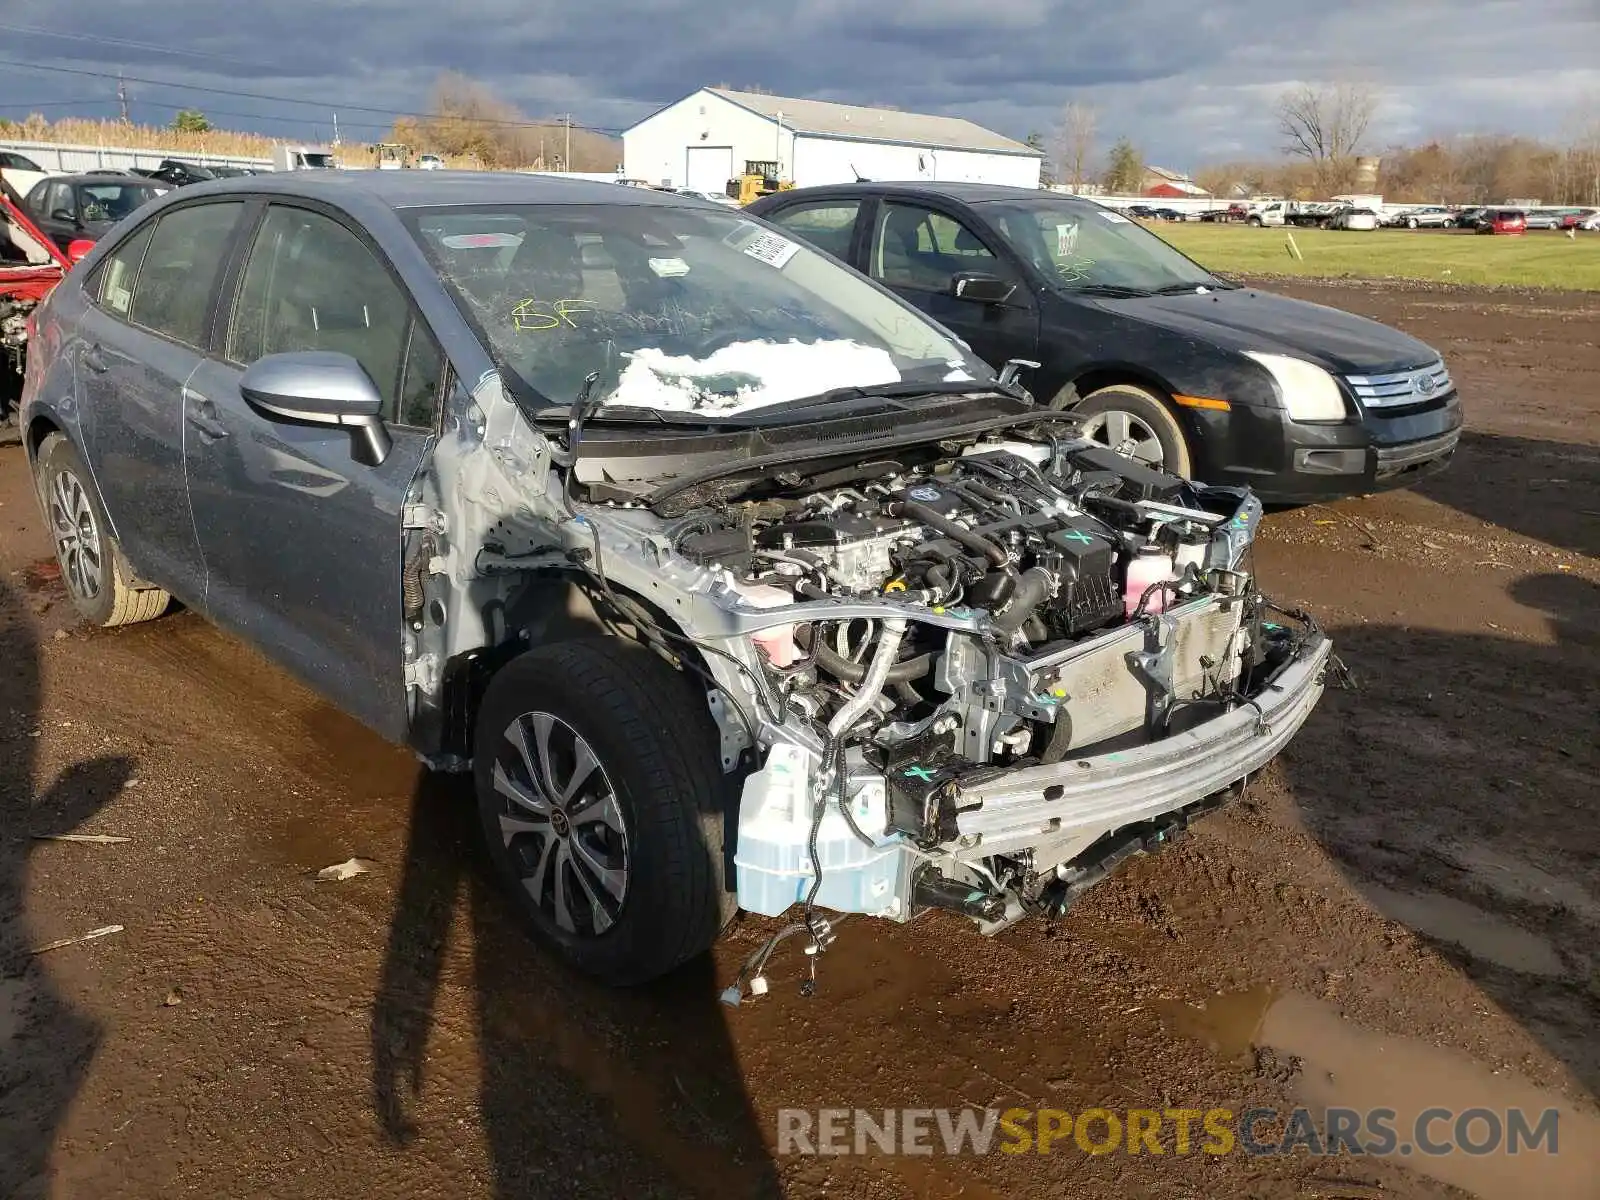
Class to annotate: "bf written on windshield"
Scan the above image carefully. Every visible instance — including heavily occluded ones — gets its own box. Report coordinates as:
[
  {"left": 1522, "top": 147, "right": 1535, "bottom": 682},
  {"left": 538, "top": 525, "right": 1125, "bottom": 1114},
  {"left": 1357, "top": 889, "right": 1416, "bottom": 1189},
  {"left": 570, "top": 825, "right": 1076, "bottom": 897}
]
[{"left": 410, "top": 206, "right": 989, "bottom": 415}]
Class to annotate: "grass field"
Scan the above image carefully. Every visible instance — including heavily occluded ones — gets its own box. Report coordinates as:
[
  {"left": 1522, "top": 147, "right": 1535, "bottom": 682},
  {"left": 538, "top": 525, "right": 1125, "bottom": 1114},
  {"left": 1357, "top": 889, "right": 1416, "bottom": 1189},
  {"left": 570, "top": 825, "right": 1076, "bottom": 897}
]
[{"left": 1153, "top": 223, "right": 1600, "bottom": 292}]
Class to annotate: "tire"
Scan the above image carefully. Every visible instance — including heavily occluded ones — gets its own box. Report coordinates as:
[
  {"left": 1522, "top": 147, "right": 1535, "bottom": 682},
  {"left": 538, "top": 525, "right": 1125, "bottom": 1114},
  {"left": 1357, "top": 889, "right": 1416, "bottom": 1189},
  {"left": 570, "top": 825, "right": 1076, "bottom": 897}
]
[
  {"left": 1247, "top": 216, "right": 1262, "bottom": 227},
  {"left": 34, "top": 433, "right": 170, "bottom": 627},
  {"left": 473, "top": 638, "right": 734, "bottom": 986},
  {"left": 1064, "top": 384, "right": 1193, "bottom": 477}
]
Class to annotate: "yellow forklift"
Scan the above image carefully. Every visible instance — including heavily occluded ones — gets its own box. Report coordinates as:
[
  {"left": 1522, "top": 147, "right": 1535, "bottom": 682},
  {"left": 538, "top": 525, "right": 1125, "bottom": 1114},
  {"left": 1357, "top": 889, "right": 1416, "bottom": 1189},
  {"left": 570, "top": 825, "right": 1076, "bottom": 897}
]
[{"left": 726, "top": 160, "right": 795, "bottom": 206}]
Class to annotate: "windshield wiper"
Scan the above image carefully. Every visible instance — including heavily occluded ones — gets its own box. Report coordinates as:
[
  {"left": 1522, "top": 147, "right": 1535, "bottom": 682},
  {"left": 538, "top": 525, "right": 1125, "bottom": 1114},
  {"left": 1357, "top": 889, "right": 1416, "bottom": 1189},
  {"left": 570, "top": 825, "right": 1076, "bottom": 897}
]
[
  {"left": 1149, "top": 281, "right": 1224, "bottom": 296},
  {"left": 742, "top": 378, "right": 1017, "bottom": 418},
  {"left": 1068, "top": 283, "right": 1153, "bottom": 298}
]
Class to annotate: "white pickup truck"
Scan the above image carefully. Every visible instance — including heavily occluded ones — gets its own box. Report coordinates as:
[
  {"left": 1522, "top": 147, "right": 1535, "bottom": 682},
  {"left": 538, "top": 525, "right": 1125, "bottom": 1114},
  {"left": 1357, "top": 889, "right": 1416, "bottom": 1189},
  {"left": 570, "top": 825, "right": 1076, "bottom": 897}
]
[{"left": 1245, "top": 200, "right": 1344, "bottom": 228}]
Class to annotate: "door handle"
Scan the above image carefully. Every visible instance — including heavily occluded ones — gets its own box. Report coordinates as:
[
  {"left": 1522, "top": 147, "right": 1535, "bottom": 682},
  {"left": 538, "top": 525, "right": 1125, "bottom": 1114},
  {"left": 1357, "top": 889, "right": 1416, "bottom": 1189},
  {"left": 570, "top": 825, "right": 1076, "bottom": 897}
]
[
  {"left": 82, "top": 345, "right": 109, "bottom": 374},
  {"left": 184, "top": 390, "right": 229, "bottom": 441}
]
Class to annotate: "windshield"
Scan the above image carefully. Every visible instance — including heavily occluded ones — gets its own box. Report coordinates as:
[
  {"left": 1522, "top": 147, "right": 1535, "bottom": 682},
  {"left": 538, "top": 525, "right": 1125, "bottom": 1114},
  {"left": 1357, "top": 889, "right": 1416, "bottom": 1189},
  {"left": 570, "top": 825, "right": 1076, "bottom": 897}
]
[
  {"left": 981, "top": 198, "right": 1223, "bottom": 294},
  {"left": 75, "top": 183, "right": 160, "bottom": 223},
  {"left": 409, "top": 203, "right": 989, "bottom": 416}
]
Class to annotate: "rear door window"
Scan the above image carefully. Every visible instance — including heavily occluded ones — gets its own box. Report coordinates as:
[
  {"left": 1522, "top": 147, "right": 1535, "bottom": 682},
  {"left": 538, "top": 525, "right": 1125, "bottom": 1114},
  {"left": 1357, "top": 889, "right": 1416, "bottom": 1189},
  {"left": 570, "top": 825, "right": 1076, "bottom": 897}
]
[
  {"left": 94, "top": 223, "right": 156, "bottom": 318},
  {"left": 765, "top": 201, "right": 862, "bottom": 261},
  {"left": 128, "top": 201, "right": 245, "bottom": 347}
]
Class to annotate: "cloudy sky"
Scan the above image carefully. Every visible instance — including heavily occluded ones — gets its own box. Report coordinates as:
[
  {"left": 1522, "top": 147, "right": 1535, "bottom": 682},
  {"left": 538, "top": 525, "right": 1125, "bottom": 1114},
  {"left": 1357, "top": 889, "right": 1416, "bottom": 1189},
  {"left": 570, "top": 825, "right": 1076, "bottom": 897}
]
[{"left": 1, "top": 0, "right": 1596, "bottom": 167}]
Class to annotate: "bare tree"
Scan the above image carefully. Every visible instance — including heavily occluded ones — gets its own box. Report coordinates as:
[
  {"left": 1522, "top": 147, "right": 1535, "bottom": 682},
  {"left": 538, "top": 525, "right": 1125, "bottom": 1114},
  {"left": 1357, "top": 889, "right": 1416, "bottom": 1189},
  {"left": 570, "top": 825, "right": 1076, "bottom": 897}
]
[
  {"left": 1051, "top": 101, "right": 1099, "bottom": 192},
  {"left": 1276, "top": 82, "right": 1380, "bottom": 191}
]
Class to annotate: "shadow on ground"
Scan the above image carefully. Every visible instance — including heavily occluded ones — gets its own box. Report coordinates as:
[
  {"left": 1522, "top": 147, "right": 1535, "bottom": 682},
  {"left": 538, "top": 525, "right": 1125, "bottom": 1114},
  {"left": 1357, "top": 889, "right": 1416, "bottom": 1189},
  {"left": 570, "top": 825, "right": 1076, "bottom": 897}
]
[
  {"left": 1416, "top": 431, "right": 1600, "bottom": 559},
  {"left": 0, "top": 580, "right": 133, "bottom": 1199},
  {"left": 1283, "top": 571, "right": 1600, "bottom": 1099},
  {"left": 371, "top": 768, "right": 782, "bottom": 1199}
]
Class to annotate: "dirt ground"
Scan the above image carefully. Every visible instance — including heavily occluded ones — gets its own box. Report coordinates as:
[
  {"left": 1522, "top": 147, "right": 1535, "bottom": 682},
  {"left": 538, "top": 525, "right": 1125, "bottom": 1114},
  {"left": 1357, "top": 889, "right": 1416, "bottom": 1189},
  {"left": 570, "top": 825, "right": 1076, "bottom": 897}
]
[{"left": 1, "top": 279, "right": 1596, "bottom": 1200}]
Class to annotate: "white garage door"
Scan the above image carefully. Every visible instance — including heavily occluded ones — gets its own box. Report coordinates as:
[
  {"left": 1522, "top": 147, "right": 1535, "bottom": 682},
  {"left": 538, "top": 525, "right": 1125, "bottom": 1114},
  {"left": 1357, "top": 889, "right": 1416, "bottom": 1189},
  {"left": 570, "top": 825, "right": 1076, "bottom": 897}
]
[{"left": 685, "top": 146, "right": 734, "bottom": 194}]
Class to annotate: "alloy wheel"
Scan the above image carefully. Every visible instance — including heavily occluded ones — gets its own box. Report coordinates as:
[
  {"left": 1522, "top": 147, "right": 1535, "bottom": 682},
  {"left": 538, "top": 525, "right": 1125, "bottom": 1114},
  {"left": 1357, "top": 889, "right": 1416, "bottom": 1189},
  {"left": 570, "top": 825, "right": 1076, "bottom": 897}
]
[
  {"left": 491, "top": 711, "right": 630, "bottom": 937},
  {"left": 1077, "top": 409, "right": 1166, "bottom": 468},
  {"left": 48, "top": 467, "right": 104, "bottom": 604}
]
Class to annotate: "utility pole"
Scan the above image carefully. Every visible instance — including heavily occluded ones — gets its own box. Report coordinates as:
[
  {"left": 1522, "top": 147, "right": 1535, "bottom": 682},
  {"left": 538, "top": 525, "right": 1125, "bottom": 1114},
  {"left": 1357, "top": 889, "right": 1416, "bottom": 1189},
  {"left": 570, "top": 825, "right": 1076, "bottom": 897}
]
[
  {"left": 117, "top": 73, "right": 129, "bottom": 123},
  {"left": 332, "top": 112, "right": 340, "bottom": 146},
  {"left": 563, "top": 113, "right": 572, "bottom": 173}
]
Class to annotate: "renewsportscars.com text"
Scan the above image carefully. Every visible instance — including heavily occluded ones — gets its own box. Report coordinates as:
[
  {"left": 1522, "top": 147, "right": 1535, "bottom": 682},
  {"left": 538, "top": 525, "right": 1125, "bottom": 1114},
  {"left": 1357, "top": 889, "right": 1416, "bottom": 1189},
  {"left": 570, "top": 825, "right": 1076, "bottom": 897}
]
[{"left": 776, "top": 1106, "right": 1562, "bottom": 1158}]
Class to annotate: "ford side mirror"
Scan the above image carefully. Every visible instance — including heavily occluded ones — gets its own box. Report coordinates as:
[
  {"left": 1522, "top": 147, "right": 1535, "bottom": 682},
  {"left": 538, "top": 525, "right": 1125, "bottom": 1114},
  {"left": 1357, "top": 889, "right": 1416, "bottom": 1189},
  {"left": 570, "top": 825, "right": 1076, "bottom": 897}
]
[
  {"left": 239, "top": 351, "right": 392, "bottom": 466},
  {"left": 950, "top": 271, "right": 1017, "bottom": 305},
  {"left": 51, "top": 209, "right": 77, "bottom": 224}
]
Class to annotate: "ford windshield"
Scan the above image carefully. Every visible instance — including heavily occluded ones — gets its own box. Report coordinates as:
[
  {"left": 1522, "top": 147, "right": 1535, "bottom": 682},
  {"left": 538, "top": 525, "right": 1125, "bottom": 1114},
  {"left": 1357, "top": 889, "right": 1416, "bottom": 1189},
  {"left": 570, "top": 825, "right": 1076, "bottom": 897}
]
[
  {"left": 408, "top": 203, "right": 991, "bottom": 417},
  {"left": 981, "top": 197, "right": 1230, "bottom": 296}
]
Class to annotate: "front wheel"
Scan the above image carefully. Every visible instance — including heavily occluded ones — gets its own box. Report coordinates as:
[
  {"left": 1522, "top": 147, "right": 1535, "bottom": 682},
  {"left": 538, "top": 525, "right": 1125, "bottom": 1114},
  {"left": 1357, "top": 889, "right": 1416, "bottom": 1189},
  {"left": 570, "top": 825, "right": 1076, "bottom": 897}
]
[
  {"left": 1067, "top": 384, "right": 1193, "bottom": 477},
  {"left": 473, "top": 638, "right": 734, "bottom": 986}
]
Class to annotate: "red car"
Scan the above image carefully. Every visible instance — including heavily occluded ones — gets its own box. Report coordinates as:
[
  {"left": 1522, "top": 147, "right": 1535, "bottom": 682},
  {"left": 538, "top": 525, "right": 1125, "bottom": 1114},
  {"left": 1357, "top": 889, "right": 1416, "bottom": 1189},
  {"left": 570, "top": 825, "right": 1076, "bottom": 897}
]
[
  {"left": 1477, "top": 208, "right": 1527, "bottom": 235},
  {"left": 2, "top": 177, "right": 92, "bottom": 443}
]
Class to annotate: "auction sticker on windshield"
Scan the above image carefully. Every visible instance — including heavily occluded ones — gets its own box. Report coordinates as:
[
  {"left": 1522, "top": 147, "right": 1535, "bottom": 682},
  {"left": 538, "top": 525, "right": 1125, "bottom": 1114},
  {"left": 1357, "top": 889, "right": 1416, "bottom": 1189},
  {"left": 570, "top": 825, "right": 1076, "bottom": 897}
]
[
  {"left": 739, "top": 228, "right": 802, "bottom": 270},
  {"left": 1099, "top": 210, "right": 1132, "bottom": 223}
]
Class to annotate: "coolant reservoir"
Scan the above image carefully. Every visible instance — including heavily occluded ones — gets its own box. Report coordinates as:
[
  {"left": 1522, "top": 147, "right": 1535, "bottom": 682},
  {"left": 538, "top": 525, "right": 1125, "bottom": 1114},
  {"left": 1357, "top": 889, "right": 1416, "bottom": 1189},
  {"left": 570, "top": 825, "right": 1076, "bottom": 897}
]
[
  {"left": 1124, "top": 545, "right": 1179, "bottom": 617},
  {"left": 730, "top": 580, "right": 801, "bottom": 667}
]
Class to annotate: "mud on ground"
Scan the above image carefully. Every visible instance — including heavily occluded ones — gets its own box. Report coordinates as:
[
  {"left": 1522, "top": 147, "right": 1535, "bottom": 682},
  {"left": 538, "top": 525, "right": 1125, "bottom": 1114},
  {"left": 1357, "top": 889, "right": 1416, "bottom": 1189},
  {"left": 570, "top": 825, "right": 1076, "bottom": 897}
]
[{"left": 0, "top": 281, "right": 1596, "bottom": 1200}]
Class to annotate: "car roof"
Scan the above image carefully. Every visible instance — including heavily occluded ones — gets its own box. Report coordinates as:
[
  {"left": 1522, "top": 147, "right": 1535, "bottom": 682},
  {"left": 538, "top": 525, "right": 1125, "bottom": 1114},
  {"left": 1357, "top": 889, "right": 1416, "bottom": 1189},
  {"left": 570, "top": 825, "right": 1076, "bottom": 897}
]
[
  {"left": 759, "top": 181, "right": 1088, "bottom": 208},
  {"left": 42, "top": 174, "right": 166, "bottom": 187},
  {"left": 161, "top": 170, "right": 700, "bottom": 213}
]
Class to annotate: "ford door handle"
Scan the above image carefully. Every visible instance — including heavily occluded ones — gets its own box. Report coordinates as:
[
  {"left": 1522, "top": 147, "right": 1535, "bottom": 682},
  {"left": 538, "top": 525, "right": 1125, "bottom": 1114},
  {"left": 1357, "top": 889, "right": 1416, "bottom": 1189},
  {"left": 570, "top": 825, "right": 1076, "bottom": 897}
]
[
  {"left": 82, "top": 345, "right": 109, "bottom": 374},
  {"left": 184, "top": 391, "right": 229, "bottom": 441}
]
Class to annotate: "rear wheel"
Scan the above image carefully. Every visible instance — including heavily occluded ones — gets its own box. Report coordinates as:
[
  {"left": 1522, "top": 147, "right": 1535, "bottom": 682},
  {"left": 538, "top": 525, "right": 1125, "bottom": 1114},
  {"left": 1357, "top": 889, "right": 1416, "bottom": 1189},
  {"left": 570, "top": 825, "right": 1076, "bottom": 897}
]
[
  {"left": 1067, "top": 384, "right": 1193, "bottom": 477},
  {"left": 34, "top": 433, "right": 170, "bottom": 627},
  {"left": 473, "top": 638, "right": 734, "bottom": 985}
]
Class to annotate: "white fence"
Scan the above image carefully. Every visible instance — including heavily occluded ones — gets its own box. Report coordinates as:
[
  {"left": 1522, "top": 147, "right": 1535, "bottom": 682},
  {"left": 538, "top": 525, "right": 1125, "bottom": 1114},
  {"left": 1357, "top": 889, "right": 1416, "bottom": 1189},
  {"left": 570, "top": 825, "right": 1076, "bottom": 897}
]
[{"left": 0, "top": 138, "right": 271, "bottom": 174}]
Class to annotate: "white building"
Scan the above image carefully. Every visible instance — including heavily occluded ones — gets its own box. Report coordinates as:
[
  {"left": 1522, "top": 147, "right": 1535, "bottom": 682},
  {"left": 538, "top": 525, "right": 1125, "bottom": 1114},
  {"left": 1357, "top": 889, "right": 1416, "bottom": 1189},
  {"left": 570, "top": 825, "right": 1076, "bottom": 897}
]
[{"left": 623, "top": 87, "right": 1042, "bottom": 194}]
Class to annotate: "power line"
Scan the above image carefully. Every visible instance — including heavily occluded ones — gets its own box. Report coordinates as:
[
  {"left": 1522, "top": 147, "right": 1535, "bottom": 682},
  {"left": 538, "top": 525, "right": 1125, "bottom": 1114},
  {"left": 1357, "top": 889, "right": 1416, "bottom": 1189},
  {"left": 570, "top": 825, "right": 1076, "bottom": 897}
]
[
  {"left": 0, "top": 57, "right": 628, "bottom": 136},
  {"left": 0, "top": 22, "right": 281, "bottom": 72},
  {"left": 0, "top": 99, "right": 107, "bottom": 109}
]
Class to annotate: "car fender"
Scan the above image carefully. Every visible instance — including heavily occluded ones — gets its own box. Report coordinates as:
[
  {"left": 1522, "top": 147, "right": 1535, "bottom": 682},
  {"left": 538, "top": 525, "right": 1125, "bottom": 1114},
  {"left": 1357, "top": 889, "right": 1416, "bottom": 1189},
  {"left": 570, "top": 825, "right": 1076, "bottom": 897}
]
[{"left": 20, "top": 312, "right": 121, "bottom": 544}]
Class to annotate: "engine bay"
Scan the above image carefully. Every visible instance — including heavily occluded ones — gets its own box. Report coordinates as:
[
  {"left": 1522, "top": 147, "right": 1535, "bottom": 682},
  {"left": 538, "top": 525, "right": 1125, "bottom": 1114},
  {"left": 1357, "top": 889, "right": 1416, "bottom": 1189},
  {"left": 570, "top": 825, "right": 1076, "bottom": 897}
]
[{"left": 669, "top": 435, "right": 1270, "bottom": 768}]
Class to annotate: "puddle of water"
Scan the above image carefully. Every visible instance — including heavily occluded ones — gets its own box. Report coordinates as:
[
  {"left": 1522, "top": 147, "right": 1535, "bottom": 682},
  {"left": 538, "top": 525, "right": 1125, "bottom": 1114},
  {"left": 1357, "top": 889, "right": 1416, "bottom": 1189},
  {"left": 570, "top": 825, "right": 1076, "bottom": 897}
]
[
  {"left": 1363, "top": 885, "right": 1566, "bottom": 977},
  {"left": 1164, "top": 989, "right": 1600, "bottom": 1200}
]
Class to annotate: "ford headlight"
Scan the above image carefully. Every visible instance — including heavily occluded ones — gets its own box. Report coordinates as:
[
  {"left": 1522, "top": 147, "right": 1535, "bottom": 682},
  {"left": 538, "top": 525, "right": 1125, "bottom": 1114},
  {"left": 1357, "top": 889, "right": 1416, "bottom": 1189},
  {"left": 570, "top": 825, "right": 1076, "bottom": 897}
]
[{"left": 1243, "top": 352, "right": 1349, "bottom": 422}]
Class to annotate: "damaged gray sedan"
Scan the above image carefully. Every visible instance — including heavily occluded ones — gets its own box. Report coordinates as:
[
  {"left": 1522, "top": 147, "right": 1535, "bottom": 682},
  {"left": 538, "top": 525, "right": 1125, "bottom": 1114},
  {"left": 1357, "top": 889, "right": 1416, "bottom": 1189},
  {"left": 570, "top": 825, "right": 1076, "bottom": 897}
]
[{"left": 20, "top": 173, "right": 1332, "bottom": 986}]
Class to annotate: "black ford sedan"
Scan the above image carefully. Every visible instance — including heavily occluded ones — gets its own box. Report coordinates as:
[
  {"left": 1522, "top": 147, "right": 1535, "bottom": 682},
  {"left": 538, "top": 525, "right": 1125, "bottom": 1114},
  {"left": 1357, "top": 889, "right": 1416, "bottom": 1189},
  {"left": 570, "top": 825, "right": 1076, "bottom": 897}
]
[{"left": 749, "top": 183, "right": 1462, "bottom": 501}]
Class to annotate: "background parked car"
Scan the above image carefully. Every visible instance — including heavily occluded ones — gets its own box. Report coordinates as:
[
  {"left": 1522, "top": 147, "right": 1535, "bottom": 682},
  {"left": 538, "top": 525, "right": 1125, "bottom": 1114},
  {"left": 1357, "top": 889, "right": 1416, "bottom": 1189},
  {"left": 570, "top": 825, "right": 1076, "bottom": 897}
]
[
  {"left": 417, "top": 154, "right": 444, "bottom": 170},
  {"left": 131, "top": 159, "right": 217, "bottom": 188},
  {"left": 1478, "top": 209, "right": 1527, "bottom": 235},
  {"left": 749, "top": 182, "right": 1461, "bottom": 503},
  {"left": 1522, "top": 208, "right": 1563, "bottom": 230},
  {"left": 1451, "top": 206, "right": 1487, "bottom": 229},
  {"left": 1559, "top": 208, "right": 1597, "bottom": 230},
  {"left": 1388, "top": 205, "right": 1453, "bottom": 229},
  {"left": 22, "top": 174, "right": 165, "bottom": 252},
  {"left": 1328, "top": 206, "right": 1379, "bottom": 231},
  {"left": 0, "top": 150, "right": 51, "bottom": 197}
]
